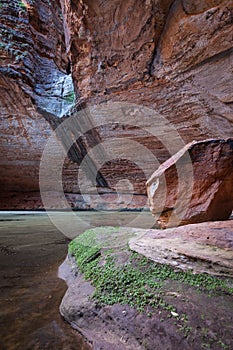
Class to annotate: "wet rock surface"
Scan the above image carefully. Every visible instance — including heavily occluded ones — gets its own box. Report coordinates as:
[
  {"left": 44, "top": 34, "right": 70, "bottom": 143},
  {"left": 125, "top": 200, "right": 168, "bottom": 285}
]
[
  {"left": 147, "top": 138, "right": 233, "bottom": 228},
  {"left": 61, "top": 274, "right": 233, "bottom": 350}
]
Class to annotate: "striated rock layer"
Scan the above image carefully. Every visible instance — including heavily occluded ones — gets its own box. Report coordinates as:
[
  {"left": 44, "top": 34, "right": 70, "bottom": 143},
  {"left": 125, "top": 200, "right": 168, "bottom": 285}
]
[
  {"left": 0, "top": 0, "right": 75, "bottom": 209},
  {"left": 0, "top": 0, "right": 233, "bottom": 209}
]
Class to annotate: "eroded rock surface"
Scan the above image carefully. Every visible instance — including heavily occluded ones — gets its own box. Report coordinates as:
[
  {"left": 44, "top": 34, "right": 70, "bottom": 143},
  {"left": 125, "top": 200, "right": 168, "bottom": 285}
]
[
  {"left": 1, "top": 0, "right": 233, "bottom": 209},
  {"left": 129, "top": 220, "right": 233, "bottom": 276},
  {"left": 0, "top": 0, "right": 74, "bottom": 207},
  {"left": 60, "top": 268, "right": 191, "bottom": 350},
  {"left": 147, "top": 138, "right": 233, "bottom": 228},
  {"left": 60, "top": 225, "right": 233, "bottom": 350}
]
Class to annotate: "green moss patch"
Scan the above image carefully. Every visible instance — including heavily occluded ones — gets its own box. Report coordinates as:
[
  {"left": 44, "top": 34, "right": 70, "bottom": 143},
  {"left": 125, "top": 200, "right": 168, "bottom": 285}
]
[
  {"left": 68, "top": 227, "right": 233, "bottom": 347},
  {"left": 69, "top": 227, "right": 233, "bottom": 313}
]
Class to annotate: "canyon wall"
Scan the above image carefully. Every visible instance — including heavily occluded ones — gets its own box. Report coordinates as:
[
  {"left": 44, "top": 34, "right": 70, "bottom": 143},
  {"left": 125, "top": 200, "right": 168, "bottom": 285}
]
[
  {"left": 0, "top": 0, "right": 74, "bottom": 209},
  {"left": 0, "top": 0, "right": 232, "bottom": 210}
]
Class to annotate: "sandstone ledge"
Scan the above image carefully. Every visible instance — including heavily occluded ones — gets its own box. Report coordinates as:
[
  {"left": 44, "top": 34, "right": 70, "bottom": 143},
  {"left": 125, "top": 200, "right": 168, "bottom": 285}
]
[
  {"left": 129, "top": 220, "right": 233, "bottom": 277},
  {"left": 59, "top": 224, "right": 233, "bottom": 350}
]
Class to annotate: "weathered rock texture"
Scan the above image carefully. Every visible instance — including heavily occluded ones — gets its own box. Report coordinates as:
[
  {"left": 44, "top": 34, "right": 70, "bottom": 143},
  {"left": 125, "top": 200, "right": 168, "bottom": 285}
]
[
  {"left": 0, "top": 0, "right": 233, "bottom": 209},
  {"left": 63, "top": 0, "right": 233, "bottom": 135},
  {"left": 147, "top": 138, "right": 233, "bottom": 228},
  {"left": 0, "top": 0, "right": 75, "bottom": 208},
  {"left": 129, "top": 220, "right": 233, "bottom": 276},
  {"left": 0, "top": 0, "right": 72, "bottom": 116},
  {"left": 60, "top": 224, "right": 233, "bottom": 349}
]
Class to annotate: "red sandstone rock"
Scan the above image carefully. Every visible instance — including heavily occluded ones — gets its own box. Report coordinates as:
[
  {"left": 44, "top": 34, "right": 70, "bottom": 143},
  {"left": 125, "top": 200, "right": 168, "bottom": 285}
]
[
  {"left": 1, "top": 0, "right": 233, "bottom": 209},
  {"left": 147, "top": 139, "right": 233, "bottom": 228},
  {"left": 0, "top": 0, "right": 74, "bottom": 206},
  {"left": 129, "top": 220, "right": 233, "bottom": 276}
]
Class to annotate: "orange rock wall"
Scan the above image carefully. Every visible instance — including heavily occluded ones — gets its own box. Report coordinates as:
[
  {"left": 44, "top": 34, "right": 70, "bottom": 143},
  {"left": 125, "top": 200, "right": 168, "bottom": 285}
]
[{"left": 0, "top": 0, "right": 232, "bottom": 209}]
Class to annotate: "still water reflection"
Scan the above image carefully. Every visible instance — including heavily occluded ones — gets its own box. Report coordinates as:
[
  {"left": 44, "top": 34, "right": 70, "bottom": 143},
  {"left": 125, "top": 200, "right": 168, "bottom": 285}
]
[{"left": 0, "top": 211, "right": 152, "bottom": 350}]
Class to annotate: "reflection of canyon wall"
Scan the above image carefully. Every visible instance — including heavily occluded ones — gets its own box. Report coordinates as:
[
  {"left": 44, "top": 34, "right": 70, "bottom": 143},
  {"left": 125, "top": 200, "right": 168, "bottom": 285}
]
[{"left": 0, "top": 0, "right": 232, "bottom": 209}]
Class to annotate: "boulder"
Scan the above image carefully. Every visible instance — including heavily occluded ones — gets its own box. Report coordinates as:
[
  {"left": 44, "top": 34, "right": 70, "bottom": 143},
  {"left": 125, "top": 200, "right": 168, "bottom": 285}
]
[
  {"left": 1, "top": 0, "right": 233, "bottom": 210},
  {"left": 146, "top": 139, "right": 233, "bottom": 228}
]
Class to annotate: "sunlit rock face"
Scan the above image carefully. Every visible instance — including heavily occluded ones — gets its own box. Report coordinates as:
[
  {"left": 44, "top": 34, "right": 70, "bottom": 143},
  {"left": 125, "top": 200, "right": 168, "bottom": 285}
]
[{"left": 0, "top": 0, "right": 233, "bottom": 210}]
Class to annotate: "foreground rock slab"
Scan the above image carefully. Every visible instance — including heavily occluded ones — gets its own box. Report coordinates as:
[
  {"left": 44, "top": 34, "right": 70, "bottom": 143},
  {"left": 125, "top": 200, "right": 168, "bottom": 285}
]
[
  {"left": 60, "top": 225, "right": 233, "bottom": 350},
  {"left": 129, "top": 221, "right": 233, "bottom": 276},
  {"left": 147, "top": 138, "right": 233, "bottom": 228}
]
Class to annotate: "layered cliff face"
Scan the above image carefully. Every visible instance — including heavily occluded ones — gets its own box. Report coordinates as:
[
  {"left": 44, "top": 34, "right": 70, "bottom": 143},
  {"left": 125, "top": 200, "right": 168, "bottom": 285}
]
[
  {"left": 0, "top": 0, "right": 74, "bottom": 208},
  {"left": 0, "top": 0, "right": 232, "bottom": 209},
  {"left": 64, "top": 0, "right": 232, "bottom": 120}
]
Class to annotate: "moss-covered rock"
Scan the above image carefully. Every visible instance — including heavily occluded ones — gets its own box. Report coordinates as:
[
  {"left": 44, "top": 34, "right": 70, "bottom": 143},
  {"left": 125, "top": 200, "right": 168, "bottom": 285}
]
[{"left": 60, "top": 226, "right": 233, "bottom": 350}]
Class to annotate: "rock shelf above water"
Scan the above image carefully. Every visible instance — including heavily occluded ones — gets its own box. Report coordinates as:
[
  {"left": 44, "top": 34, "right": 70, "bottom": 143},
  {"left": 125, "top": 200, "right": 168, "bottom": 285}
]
[{"left": 129, "top": 220, "right": 233, "bottom": 277}]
